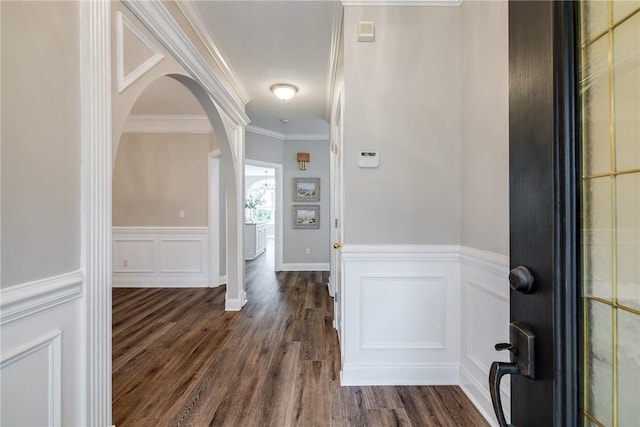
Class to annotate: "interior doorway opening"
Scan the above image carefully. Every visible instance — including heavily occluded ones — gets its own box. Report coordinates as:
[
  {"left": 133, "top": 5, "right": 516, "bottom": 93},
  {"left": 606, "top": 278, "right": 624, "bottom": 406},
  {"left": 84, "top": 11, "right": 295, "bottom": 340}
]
[{"left": 244, "top": 160, "right": 283, "bottom": 272}]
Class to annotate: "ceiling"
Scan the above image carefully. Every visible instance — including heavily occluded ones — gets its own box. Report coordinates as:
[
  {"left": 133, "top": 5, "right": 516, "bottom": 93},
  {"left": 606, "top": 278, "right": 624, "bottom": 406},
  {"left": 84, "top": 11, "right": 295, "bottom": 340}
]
[{"left": 191, "top": 1, "right": 338, "bottom": 135}]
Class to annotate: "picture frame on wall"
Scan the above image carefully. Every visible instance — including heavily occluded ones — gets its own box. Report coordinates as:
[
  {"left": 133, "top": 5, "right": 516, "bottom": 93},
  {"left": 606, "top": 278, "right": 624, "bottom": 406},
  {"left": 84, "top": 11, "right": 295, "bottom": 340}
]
[
  {"left": 293, "top": 178, "right": 320, "bottom": 202},
  {"left": 292, "top": 205, "right": 320, "bottom": 229}
]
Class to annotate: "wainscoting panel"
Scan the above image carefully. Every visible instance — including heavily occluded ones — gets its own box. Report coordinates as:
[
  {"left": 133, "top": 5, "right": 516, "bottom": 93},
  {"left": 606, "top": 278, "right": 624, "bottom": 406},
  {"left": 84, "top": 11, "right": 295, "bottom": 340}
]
[
  {"left": 340, "top": 245, "right": 461, "bottom": 386},
  {"left": 112, "top": 227, "right": 210, "bottom": 287},
  {"left": 360, "top": 276, "right": 446, "bottom": 350},
  {"left": 1, "top": 331, "right": 62, "bottom": 427},
  {"left": 459, "top": 247, "right": 510, "bottom": 426},
  {"left": 0, "top": 272, "right": 84, "bottom": 425}
]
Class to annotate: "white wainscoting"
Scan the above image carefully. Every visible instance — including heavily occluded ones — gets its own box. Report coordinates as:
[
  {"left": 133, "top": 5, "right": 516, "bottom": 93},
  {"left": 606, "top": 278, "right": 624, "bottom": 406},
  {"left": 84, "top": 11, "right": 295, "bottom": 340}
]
[
  {"left": 0, "top": 271, "right": 84, "bottom": 426},
  {"left": 112, "top": 227, "right": 211, "bottom": 287},
  {"left": 337, "top": 244, "right": 510, "bottom": 426},
  {"left": 459, "top": 246, "right": 510, "bottom": 426},
  {"left": 340, "top": 245, "right": 461, "bottom": 386}
]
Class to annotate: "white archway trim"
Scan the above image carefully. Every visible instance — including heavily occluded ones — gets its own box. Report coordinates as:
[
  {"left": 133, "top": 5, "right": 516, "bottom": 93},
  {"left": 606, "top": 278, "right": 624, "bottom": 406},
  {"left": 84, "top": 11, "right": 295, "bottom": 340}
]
[
  {"left": 175, "top": 1, "right": 250, "bottom": 105},
  {"left": 81, "top": 0, "right": 112, "bottom": 425},
  {"left": 116, "top": 11, "right": 164, "bottom": 93},
  {"left": 122, "top": 0, "right": 250, "bottom": 127},
  {"left": 208, "top": 149, "right": 222, "bottom": 288}
]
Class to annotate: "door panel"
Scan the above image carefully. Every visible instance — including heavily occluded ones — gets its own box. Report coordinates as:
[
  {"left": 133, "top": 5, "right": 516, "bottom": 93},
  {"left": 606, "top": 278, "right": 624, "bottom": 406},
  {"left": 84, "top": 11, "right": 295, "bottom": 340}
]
[
  {"left": 331, "top": 88, "right": 345, "bottom": 340},
  {"left": 509, "top": 2, "right": 556, "bottom": 424},
  {"left": 506, "top": 1, "right": 580, "bottom": 425},
  {"left": 505, "top": 1, "right": 639, "bottom": 426}
]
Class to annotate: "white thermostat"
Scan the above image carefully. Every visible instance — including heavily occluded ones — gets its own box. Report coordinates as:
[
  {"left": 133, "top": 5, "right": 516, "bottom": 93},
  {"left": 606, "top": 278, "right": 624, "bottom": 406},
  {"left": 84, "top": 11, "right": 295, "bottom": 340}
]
[{"left": 358, "top": 151, "right": 379, "bottom": 168}]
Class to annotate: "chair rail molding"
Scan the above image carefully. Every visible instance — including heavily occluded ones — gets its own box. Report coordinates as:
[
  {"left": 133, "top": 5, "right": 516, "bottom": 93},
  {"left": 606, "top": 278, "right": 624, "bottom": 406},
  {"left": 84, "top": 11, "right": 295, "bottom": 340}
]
[{"left": 0, "top": 271, "right": 83, "bottom": 326}]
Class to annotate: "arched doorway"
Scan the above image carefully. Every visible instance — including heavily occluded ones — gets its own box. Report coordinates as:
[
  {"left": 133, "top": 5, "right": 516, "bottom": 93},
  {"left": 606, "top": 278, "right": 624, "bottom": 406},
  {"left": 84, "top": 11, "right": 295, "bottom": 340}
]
[{"left": 112, "top": 73, "right": 246, "bottom": 310}]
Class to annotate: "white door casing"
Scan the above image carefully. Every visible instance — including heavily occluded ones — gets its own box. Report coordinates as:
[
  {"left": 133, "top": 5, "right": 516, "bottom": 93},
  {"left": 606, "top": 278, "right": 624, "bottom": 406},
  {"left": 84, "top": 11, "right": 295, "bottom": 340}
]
[{"left": 330, "top": 88, "right": 345, "bottom": 343}]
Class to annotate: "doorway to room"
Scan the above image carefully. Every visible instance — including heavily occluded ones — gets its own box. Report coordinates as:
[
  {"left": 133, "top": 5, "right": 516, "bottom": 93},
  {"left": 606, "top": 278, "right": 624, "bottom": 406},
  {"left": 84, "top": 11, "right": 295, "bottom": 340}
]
[{"left": 244, "top": 160, "right": 283, "bottom": 272}]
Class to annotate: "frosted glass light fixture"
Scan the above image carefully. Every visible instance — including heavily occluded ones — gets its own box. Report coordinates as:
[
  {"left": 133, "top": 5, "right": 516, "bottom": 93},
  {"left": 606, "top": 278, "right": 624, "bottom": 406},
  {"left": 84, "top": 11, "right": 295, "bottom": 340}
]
[{"left": 271, "top": 83, "right": 298, "bottom": 101}]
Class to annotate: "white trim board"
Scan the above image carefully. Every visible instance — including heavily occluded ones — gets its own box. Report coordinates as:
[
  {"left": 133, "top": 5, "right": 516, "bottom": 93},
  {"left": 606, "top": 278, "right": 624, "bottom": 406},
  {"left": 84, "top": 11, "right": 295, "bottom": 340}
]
[
  {"left": 325, "top": 5, "right": 344, "bottom": 121},
  {"left": 81, "top": 0, "right": 112, "bottom": 423},
  {"left": 225, "top": 290, "right": 248, "bottom": 311},
  {"left": 122, "top": 0, "right": 250, "bottom": 126},
  {"left": 246, "top": 125, "right": 329, "bottom": 142},
  {"left": 116, "top": 11, "right": 164, "bottom": 93},
  {"left": 341, "top": 363, "right": 459, "bottom": 386},
  {"left": 280, "top": 263, "right": 330, "bottom": 272},
  {"left": 0, "top": 330, "right": 63, "bottom": 426},
  {"left": 0, "top": 271, "right": 84, "bottom": 326},
  {"left": 175, "top": 1, "right": 250, "bottom": 104}
]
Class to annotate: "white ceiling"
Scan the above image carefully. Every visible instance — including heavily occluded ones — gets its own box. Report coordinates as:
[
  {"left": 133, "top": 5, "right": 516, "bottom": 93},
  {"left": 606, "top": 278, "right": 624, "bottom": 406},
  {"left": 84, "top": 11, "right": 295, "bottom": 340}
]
[{"left": 191, "top": 1, "right": 338, "bottom": 135}]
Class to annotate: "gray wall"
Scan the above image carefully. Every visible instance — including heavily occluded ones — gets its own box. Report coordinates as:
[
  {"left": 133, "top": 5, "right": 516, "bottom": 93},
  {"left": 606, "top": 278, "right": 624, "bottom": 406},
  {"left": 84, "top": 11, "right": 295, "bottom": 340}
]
[
  {"left": 460, "top": 1, "right": 509, "bottom": 255},
  {"left": 245, "top": 132, "right": 331, "bottom": 265},
  {"left": 1, "top": 1, "right": 81, "bottom": 287},
  {"left": 283, "top": 140, "right": 331, "bottom": 264},
  {"left": 342, "top": 6, "right": 462, "bottom": 245},
  {"left": 245, "top": 132, "right": 285, "bottom": 165}
]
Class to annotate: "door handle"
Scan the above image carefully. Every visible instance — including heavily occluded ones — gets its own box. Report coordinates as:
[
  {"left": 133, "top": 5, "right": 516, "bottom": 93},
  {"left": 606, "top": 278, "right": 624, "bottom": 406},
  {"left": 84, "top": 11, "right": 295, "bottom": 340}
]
[
  {"left": 489, "top": 361, "right": 519, "bottom": 427},
  {"left": 488, "top": 322, "right": 536, "bottom": 427},
  {"left": 333, "top": 243, "right": 342, "bottom": 249},
  {"left": 509, "top": 265, "right": 534, "bottom": 293}
]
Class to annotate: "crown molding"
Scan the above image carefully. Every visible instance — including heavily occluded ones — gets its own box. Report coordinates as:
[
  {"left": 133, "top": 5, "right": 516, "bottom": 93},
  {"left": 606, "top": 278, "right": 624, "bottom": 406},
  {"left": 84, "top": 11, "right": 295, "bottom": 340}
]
[
  {"left": 123, "top": 114, "right": 212, "bottom": 133},
  {"left": 123, "top": 0, "right": 250, "bottom": 127},
  {"left": 246, "top": 125, "right": 285, "bottom": 140},
  {"left": 342, "top": 0, "right": 462, "bottom": 6},
  {"left": 246, "top": 125, "right": 328, "bottom": 142},
  {"left": 175, "top": 1, "right": 251, "bottom": 105},
  {"left": 326, "top": 5, "right": 344, "bottom": 121}
]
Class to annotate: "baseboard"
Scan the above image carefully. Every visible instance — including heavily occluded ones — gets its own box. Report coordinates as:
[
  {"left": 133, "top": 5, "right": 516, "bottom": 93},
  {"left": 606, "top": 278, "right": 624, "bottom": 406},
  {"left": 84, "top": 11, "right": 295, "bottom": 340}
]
[
  {"left": 218, "top": 275, "right": 228, "bottom": 286},
  {"left": 280, "top": 263, "right": 330, "bottom": 271},
  {"left": 340, "top": 363, "right": 459, "bottom": 386},
  {"left": 460, "top": 365, "right": 501, "bottom": 427},
  {"left": 225, "top": 290, "right": 248, "bottom": 311},
  {"left": 112, "top": 278, "right": 209, "bottom": 288}
]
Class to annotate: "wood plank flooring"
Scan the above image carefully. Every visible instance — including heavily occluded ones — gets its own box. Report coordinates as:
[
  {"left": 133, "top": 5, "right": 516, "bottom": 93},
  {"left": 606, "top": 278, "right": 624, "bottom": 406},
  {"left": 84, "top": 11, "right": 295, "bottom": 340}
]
[{"left": 113, "top": 243, "right": 489, "bottom": 426}]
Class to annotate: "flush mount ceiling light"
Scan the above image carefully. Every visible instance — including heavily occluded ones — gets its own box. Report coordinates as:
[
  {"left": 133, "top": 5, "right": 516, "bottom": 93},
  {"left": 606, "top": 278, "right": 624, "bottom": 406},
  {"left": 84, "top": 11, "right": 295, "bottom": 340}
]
[{"left": 271, "top": 83, "right": 298, "bottom": 101}]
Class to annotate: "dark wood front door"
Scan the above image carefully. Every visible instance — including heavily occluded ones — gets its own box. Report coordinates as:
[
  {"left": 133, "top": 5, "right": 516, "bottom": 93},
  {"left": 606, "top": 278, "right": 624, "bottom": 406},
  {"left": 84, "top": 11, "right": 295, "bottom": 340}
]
[
  {"left": 502, "top": 2, "right": 580, "bottom": 426},
  {"left": 504, "top": 1, "right": 640, "bottom": 426}
]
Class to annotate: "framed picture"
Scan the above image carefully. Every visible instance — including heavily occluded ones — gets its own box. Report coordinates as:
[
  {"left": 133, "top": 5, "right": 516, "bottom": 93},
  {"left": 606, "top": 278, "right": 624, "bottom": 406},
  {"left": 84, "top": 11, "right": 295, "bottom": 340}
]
[
  {"left": 293, "top": 178, "right": 320, "bottom": 202},
  {"left": 292, "top": 205, "right": 320, "bottom": 229}
]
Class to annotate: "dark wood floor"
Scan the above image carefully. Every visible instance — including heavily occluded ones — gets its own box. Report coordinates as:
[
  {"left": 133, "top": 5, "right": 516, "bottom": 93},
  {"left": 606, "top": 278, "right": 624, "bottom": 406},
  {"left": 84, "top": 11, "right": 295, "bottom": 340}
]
[{"left": 113, "top": 242, "right": 489, "bottom": 426}]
